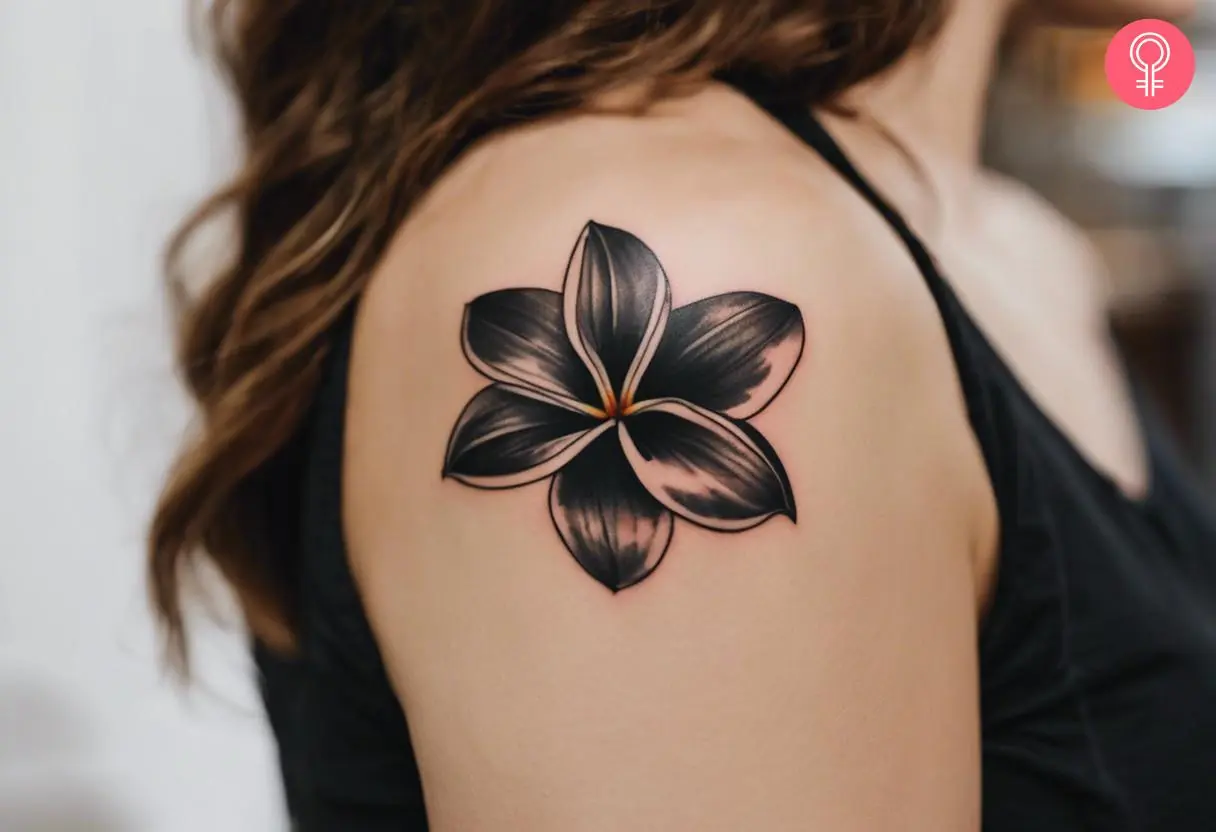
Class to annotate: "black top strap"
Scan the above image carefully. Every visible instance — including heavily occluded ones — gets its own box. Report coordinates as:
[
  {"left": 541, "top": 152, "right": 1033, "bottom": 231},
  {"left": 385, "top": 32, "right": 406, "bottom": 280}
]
[
  {"left": 740, "top": 96, "right": 996, "bottom": 460},
  {"left": 751, "top": 100, "right": 947, "bottom": 301}
]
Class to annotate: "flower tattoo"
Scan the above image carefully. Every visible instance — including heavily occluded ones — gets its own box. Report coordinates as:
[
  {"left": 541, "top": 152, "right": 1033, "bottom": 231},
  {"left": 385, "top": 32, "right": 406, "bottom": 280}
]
[{"left": 442, "top": 221, "right": 805, "bottom": 591}]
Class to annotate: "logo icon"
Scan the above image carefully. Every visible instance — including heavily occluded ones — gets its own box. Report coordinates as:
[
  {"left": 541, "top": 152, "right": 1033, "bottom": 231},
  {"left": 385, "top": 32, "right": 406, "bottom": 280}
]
[
  {"left": 1106, "top": 19, "right": 1195, "bottom": 110},
  {"left": 1130, "top": 31, "right": 1170, "bottom": 97}
]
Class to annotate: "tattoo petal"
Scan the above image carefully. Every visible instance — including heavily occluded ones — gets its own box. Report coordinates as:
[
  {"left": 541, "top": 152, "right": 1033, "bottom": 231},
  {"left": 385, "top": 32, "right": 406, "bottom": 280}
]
[
  {"left": 550, "top": 432, "right": 673, "bottom": 591},
  {"left": 562, "top": 221, "right": 671, "bottom": 410},
  {"left": 619, "top": 399, "right": 796, "bottom": 531},
  {"left": 462, "top": 288, "right": 604, "bottom": 415},
  {"left": 636, "top": 292, "right": 804, "bottom": 419},
  {"left": 444, "top": 385, "right": 612, "bottom": 489}
]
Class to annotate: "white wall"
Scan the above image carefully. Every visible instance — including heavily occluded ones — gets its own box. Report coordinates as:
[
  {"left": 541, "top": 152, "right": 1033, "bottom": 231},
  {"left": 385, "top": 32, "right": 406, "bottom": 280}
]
[{"left": 0, "top": 2, "right": 285, "bottom": 830}]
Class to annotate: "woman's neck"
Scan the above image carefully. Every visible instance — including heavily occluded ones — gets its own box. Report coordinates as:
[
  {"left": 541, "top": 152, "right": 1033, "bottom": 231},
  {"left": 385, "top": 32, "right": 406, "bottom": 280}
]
[{"left": 848, "top": 0, "right": 1016, "bottom": 170}]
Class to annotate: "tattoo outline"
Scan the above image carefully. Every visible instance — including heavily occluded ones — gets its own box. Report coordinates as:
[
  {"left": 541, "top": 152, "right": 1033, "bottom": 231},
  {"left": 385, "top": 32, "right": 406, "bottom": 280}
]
[{"left": 443, "top": 221, "right": 804, "bottom": 591}]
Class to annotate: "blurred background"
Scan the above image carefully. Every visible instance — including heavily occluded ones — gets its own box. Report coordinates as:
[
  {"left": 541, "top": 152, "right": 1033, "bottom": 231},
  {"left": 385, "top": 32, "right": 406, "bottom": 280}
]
[
  {"left": 0, "top": 2, "right": 1212, "bottom": 831},
  {"left": 0, "top": 2, "right": 286, "bottom": 830},
  {"left": 986, "top": 7, "right": 1216, "bottom": 478}
]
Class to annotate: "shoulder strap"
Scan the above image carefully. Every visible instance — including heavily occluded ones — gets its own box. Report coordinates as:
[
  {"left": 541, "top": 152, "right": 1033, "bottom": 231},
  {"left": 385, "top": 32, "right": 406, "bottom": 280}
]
[
  {"left": 736, "top": 89, "right": 1008, "bottom": 513},
  {"left": 751, "top": 98, "right": 951, "bottom": 304}
]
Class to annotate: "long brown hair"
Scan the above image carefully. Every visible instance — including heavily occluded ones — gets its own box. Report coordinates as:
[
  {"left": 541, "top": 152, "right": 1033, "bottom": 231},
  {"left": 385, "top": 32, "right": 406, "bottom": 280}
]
[{"left": 149, "top": 0, "right": 946, "bottom": 672}]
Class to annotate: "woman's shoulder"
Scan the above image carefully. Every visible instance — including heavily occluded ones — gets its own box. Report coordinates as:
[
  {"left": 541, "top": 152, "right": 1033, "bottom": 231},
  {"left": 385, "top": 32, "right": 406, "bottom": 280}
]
[
  {"left": 338, "top": 100, "right": 990, "bottom": 831},
  {"left": 354, "top": 97, "right": 992, "bottom": 501},
  {"left": 364, "top": 95, "right": 955, "bottom": 358},
  {"left": 349, "top": 96, "right": 995, "bottom": 559}
]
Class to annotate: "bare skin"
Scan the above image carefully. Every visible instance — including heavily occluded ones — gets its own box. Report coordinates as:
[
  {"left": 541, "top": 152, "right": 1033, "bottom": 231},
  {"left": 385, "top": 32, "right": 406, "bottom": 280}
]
[{"left": 343, "top": 0, "right": 1195, "bottom": 828}]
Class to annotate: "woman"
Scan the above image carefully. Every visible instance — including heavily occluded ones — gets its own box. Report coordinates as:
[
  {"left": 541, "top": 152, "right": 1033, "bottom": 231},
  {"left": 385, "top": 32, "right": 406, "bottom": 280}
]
[{"left": 150, "top": 0, "right": 1213, "bottom": 829}]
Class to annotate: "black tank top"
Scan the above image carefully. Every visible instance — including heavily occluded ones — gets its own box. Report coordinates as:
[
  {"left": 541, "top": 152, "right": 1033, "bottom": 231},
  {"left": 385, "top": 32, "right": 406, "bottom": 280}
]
[{"left": 255, "top": 93, "right": 1216, "bottom": 831}]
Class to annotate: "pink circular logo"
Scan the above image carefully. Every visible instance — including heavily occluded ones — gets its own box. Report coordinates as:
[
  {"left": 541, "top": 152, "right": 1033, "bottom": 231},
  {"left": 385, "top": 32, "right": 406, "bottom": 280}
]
[{"left": 1105, "top": 19, "right": 1196, "bottom": 110}]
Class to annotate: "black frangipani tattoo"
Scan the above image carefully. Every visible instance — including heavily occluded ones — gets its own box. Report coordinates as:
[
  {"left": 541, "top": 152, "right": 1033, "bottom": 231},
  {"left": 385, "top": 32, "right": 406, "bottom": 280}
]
[{"left": 443, "top": 221, "right": 804, "bottom": 591}]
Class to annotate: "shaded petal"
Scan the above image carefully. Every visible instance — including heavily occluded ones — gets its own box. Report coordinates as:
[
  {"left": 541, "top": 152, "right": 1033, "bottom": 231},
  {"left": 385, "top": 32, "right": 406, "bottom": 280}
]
[
  {"left": 563, "top": 221, "right": 671, "bottom": 409},
  {"left": 635, "top": 292, "right": 804, "bottom": 419},
  {"left": 462, "top": 288, "right": 604, "bottom": 415},
  {"left": 444, "top": 385, "right": 612, "bottom": 489},
  {"left": 619, "top": 399, "right": 796, "bottom": 531},
  {"left": 550, "top": 431, "right": 673, "bottom": 591}
]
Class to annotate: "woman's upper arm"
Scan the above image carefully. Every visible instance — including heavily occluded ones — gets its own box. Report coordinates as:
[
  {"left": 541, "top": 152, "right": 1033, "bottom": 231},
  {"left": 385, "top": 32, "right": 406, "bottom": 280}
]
[{"left": 343, "top": 195, "right": 986, "bottom": 831}]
